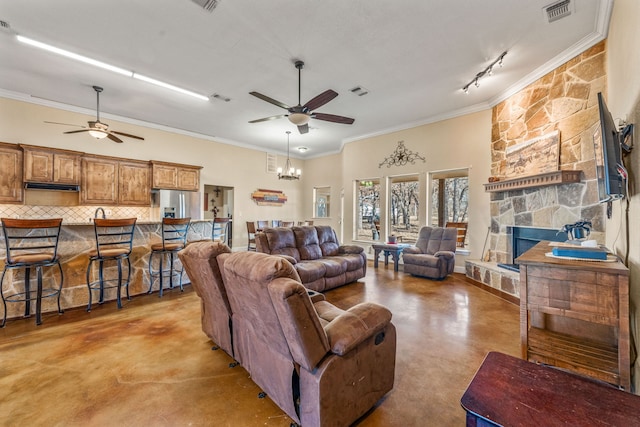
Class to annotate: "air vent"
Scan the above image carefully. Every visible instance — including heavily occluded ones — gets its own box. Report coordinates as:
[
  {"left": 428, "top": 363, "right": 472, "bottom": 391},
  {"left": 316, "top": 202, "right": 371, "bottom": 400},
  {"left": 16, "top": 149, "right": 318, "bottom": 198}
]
[
  {"left": 211, "top": 93, "right": 231, "bottom": 102},
  {"left": 266, "top": 153, "right": 277, "bottom": 174},
  {"left": 350, "top": 86, "right": 369, "bottom": 96},
  {"left": 190, "top": 0, "right": 220, "bottom": 12},
  {"left": 544, "top": 0, "right": 572, "bottom": 23}
]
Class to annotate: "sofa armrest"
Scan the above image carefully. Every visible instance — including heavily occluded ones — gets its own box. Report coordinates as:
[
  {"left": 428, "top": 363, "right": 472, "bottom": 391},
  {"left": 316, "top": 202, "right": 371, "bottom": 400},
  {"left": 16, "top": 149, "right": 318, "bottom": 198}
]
[
  {"left": 276, "top": 254, "right": 298, "bottom": 265},
  {"left": 338, "top": 245, "right": 364, "bottom": 254},
  {"left": 403, "top": 246, "right": 422, "bottom": 255},
  {"left": 434, "top": 250, "right": 455, "bottom": 260},
  {"left": 324, "top": 302, "right": 392, "bottom": 356}
]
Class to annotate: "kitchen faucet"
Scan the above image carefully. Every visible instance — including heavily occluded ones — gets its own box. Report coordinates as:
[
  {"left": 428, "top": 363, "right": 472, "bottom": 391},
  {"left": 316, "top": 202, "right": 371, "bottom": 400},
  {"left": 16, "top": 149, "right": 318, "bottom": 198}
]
[{"left": 94, "top": 207, "right": 106, "bottom": 219}]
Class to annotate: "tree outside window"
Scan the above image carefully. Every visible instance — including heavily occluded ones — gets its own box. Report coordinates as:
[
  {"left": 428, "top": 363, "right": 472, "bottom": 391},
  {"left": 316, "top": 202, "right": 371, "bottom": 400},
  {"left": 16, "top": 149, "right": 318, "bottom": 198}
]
[
  {"left": 355, "top": 179, "right": 380, "bottom": 241},
  {"left": 430, "top": 169, "right": 469, "bottom": 244},
  {"left": 389, "top": 175, "right": 420, "bottom": 243}
]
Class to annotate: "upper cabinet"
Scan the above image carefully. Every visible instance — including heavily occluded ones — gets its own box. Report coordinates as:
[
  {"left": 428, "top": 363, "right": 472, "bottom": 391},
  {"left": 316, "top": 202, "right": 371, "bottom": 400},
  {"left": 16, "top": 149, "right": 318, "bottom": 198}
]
[
  {"left": 21, "top": 145, "right": 82, "bottom": 185},
  {"left": 0, "top": 142, "right": 24, "bottom": 204},
  {"left": 151, "top": 161, "right": 201, "bottom": 191},
  {"left": 118, "top": 160, "right": 151, "bottom": 206},
  {"left": 81, "top": 155, "right": 119, "bottom": 205}
]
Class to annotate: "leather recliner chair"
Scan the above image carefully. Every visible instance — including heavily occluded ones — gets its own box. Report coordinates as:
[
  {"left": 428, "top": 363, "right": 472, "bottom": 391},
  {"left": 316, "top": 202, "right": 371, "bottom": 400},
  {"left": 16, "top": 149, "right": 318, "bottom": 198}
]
[
  {"left": 402, "top": 226, "right": 457, "bottom": 279},
  {"left": 222, "top": 251, "right": 396, "bottom": 427}
]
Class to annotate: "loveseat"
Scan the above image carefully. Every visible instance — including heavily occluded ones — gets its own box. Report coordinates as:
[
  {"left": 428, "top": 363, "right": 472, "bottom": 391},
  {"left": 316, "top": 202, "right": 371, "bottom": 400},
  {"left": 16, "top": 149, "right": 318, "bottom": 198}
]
[
  {"left": 255, "top": 225, "right": 366, "bottom": 292},
  {"left": 179, "top": 242, "right": 396, "bottom": 427}
]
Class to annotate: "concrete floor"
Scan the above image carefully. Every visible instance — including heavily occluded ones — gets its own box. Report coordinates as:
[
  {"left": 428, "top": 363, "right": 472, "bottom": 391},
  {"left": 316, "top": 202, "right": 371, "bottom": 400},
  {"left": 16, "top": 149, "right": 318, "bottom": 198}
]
[{"left": 0, "top": 264, "right": 520, "bottom": 426}]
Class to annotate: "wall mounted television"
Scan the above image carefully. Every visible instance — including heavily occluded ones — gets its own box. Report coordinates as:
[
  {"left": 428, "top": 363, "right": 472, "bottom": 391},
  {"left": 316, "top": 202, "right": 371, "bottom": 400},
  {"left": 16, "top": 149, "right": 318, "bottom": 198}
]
[{"left": 593, "top": 92, "right": 625, "bottom": 202}]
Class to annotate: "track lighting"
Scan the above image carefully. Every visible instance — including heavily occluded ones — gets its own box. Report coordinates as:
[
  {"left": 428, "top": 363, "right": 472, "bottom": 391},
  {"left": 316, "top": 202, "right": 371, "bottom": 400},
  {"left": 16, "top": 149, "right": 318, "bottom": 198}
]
[{"left": 462, "top": 51, "right": 507, "bottom": 94}]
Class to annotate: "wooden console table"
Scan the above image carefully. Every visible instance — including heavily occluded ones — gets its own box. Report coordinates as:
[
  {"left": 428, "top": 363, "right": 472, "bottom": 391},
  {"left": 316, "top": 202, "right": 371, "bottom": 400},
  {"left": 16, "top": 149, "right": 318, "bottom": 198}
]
[
  {"left": 517, "top": 241, "right": 630, "bottom": 390},
  {"left": 461, "top": 352, "right": 640, "bottom": 426}
]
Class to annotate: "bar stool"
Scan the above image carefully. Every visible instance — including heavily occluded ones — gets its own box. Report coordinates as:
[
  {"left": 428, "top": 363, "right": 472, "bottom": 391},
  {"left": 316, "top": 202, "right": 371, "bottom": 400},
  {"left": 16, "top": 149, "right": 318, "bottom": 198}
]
[
  {"left": 246, "top": 221, "right": 257, "bottom": 251},
  {"left": 148, "top": 217, "right": 190, "bottom": 297},
  {"left": 212, "top": 218, "right": 230, "bottom": 245},
  {"left": 1, "top": 218, "right": 64, "bottom": 327},
  {"left": 86, "top": 218, "right": 137, "bottom": 311}
]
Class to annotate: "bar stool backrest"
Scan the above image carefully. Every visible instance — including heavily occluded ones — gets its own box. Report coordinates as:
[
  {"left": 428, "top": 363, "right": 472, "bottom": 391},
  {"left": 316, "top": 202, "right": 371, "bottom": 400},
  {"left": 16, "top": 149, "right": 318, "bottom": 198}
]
[
  {"left": 1, "top": 218, "right": 63, "bottom": 265},
  {"left": 256, "top": 220, "right": 269, "bottom": 230},
  {"left": 161, "top": 217, "right": 190, "bottom": 250},
  {"left": 92, "top": 218, "right": 137, "bottom": 258},
  {"left": 212, "top": 217, "right": 230, "bottom": 244}
]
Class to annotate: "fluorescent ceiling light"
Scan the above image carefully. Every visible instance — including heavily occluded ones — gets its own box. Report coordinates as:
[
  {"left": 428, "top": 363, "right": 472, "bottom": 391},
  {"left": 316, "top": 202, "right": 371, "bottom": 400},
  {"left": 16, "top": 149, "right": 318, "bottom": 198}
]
[
  {"left": 16, "top": 35, "right": 132, "bottom": 77},
  {"left": 132, "top": 73, "right": 209, "bottom": 101},
  {"left": 16, "top": 35, "right": 209, "bottom": 101}
]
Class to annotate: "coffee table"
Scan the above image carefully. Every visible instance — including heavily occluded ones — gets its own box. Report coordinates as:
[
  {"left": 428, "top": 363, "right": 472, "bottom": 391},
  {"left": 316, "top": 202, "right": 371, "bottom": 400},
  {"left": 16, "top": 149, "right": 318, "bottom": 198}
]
[{"left": 372, "top": 243, "right": 410, "bottom": 272}]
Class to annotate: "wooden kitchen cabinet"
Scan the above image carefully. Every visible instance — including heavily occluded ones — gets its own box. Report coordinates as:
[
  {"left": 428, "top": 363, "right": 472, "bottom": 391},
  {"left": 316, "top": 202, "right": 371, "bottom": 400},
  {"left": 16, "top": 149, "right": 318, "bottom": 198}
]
[
  {"left": 0, "top": 142, "right": 23, "bottom": 203},
  {"left": 518, "top": 241, "right": 630, "bottom": 390},
  {"left": 81, "top": 155, "right": 118, "bottom": 205},
  {"left": 151, "top": 161, "right": 201, "bottom": 191},
  {"left": 21, "top": 145, "right": 81, "bottom": 185},
  {"left": 118, "top": 160, "right": 151, "bottom": 206}
]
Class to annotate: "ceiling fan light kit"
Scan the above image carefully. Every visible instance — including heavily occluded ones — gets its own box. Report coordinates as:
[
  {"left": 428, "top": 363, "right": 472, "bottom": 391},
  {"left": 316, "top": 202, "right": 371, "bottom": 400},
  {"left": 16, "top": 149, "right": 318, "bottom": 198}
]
[{"left": 249, "top": 60, "right": 355, "bottom": 134}]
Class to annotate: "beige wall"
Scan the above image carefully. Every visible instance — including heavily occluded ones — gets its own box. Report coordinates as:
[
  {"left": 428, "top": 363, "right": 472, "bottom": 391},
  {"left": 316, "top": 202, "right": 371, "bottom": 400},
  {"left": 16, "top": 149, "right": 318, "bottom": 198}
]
[
  {"left": 0, "top": 97, "right": 305, "bottom": 249},
  {"left": 606, "top": 0, "right": 640, "bottom": 391},
  {"left": 331, "top": 110, "right": 492, "bottom": 268}
]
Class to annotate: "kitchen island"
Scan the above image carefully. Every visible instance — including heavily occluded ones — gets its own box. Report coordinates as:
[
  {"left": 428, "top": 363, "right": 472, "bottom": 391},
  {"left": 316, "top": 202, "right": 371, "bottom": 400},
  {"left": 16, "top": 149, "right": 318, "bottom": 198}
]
[{"left": 0, "top": 219, "right": 214, "bottom": 322}]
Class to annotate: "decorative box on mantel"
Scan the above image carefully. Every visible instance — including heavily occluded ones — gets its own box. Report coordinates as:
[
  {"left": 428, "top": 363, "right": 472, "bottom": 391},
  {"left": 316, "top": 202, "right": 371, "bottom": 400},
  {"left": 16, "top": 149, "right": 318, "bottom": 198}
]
[{"left": 484, "top": 170, "right": 582, "bottom": 193}]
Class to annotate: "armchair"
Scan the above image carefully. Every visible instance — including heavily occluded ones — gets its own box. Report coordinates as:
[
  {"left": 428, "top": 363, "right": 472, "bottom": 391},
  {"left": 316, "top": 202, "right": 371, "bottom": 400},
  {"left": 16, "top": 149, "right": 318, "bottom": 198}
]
[{"left": 402, "top": 226, "right": 457, "bottom": 279}]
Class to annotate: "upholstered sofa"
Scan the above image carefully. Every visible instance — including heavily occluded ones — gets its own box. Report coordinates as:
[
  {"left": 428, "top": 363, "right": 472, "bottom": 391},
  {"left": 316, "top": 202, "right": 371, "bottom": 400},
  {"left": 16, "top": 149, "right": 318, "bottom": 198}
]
[
  {"left": 179, "top": 242, "right": 396, "bottom": 427},
  {"left": 402, "top": 226, "right": 457, "bottom": 279},
  {"left": 255, "top": 225, "right": 366, "bottom": 292}
]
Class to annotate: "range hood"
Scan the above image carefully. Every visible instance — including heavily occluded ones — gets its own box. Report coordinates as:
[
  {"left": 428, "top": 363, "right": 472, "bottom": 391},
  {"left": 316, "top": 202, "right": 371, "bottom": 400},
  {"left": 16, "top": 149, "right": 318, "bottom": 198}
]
[{"left": 24, "top": 182, "right": 80, "bottom": 192}]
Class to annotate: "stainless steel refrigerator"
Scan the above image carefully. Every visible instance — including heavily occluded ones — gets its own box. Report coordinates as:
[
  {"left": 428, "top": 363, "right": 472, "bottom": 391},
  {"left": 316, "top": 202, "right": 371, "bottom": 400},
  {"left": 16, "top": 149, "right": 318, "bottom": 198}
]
[{"left": 152, "top": 190, "right": 202, "bottom": 219}]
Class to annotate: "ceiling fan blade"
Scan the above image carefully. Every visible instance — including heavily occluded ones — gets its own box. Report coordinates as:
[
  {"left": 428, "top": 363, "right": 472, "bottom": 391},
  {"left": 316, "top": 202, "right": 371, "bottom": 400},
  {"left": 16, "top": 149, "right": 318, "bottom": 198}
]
[
  {"left": 297, "top": 123, "right": 309, "bottom": 134},
  {"left": 107, "top": 133, "right": 124, "bottom": 143},
  {"left": 303, "top": 89, "right": 338, "bottom": 111},
  {"left": 63, "top": 129, "right": 92, "bottom": 134},
  {"left": 112, "top": 131, "right": 145, "bottom": 140},
  {"left": 249, "top": 114, "right": 287, "bottom": 124},
  {"left": 249, "top": 92, "right": 290, "bottom": 110},
  {"left": 313, "top": 113, "right": 355, "bottom": 125},
  {"left": 45, "top": 121, "right": 86, "bottom": 128}
]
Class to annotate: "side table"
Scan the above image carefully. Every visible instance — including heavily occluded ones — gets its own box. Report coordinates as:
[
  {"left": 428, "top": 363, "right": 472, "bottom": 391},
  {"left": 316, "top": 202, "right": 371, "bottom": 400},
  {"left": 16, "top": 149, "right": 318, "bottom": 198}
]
[{"left": 372, "top": 243, "right": 410, "bottom": 272}]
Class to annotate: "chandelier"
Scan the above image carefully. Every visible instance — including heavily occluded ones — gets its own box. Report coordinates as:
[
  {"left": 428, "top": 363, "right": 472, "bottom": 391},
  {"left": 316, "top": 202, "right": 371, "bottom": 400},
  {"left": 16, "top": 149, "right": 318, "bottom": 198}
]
[
  {"left": 278, "top": 131, "right": 301, "bottom": 180},
  {"left": 379, "top": 141, "right": 425, "bottom": 168}
]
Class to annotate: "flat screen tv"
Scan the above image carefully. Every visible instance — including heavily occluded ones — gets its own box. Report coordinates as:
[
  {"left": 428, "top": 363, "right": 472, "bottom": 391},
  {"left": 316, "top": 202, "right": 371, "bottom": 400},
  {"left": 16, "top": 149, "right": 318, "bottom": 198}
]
[{"left": 593, "top": 92, "right": 625, "bottom": 202}]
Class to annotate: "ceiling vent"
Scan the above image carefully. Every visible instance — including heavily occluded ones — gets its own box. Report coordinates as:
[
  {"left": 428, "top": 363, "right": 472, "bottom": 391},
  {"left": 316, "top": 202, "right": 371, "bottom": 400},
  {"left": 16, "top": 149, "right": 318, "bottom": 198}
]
[
  {"left": 266, "top": 153, "right": 277, "bottom": 174},
  {"left": 544, "top": 0, "right": 572, "bottom": 23},
  {"left": 190, "top": 0, "right": 220, "bottom": 13}
]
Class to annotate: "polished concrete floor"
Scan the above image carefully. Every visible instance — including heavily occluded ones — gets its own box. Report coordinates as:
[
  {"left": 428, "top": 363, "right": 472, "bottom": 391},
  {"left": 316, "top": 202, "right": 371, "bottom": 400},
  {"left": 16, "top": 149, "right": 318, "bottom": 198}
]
[{"left": 0, "top": 263, "right": 520, "bottom": 426}]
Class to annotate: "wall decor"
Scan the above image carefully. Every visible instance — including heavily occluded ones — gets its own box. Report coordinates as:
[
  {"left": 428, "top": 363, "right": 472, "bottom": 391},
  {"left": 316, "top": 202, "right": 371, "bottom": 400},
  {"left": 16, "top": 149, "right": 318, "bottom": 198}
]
[
  {"left": 504, "top": 130, "right": 560, "bottom": 177},
  {"left": 379, "top": 141, "right": 425, "bottom": 168},
  {"left": 251, "top": 189, "right": 288, "bottom": 206}
]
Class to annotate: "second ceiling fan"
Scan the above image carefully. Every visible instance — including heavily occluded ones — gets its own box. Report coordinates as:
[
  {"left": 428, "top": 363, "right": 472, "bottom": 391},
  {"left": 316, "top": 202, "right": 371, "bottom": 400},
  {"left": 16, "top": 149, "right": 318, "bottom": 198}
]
[{"left": 249, "top": 60, "right": 355, "bottom": 134}]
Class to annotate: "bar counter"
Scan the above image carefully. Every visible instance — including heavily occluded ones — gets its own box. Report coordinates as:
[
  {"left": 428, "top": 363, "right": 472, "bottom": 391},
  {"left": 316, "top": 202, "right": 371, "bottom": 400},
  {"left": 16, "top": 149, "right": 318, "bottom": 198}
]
[{"left": 0, "top": 219, "right": 213, "bottom": 322}]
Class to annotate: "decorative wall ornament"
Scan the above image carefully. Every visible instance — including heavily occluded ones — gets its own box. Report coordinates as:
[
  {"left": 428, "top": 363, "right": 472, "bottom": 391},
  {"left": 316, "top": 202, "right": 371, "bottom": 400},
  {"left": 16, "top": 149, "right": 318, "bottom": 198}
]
[
  {"left": 251, "top": 189, "right": 288, "bottom": 206},
  {"left": 379, "top": 141, "right": 425, "bottom": 168},
  {"left": 504, "top": 130, "right": 560, "bottom": 178}
]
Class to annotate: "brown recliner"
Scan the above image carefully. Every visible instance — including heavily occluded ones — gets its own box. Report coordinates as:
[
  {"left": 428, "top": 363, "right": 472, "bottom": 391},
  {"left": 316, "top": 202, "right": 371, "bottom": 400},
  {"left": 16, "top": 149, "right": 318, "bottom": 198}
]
[
  {"left": 222, "top": 251, "right": 396, "bottom": 427},
  {"left": 178, "top": 241, "right": 236, "bottom": 360},
  {"left": 402, "top": 226, "right": 457, "bottom": 279}
]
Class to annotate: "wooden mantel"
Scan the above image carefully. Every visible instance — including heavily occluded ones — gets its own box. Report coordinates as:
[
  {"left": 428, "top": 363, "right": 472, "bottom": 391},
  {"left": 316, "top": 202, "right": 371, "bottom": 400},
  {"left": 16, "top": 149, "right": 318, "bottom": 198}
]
[{"left": 484, "top": 170, "right": 582, "bottom": 193}]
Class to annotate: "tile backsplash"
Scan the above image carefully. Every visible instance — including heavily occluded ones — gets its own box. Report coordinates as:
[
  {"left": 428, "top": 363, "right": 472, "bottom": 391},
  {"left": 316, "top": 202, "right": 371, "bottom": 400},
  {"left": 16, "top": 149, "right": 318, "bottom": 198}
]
[{"left": 0, "top": 204, "right": 152, "bottom": 224}]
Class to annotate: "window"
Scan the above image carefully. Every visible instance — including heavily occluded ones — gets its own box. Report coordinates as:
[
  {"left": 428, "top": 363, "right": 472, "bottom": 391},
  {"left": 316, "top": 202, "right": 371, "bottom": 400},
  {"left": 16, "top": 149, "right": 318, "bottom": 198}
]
[
  {"left": 430, "top": 169, "right": 469, "bottom": 244},
  {"left": 389, "top": 175, "right": 420, "bottom": 243},
  {"left": 313, "top": 186, "right": 331, "bottom": 218},
  {"left": 355, "top": 179, "right": 380, "bottom": 241}
]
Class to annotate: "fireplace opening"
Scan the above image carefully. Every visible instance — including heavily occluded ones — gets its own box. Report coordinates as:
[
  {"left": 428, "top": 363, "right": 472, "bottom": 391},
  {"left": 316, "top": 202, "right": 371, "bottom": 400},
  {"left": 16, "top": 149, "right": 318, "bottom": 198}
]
[{"left": 497, "top": 226, "right": 568, "bottom": 272}]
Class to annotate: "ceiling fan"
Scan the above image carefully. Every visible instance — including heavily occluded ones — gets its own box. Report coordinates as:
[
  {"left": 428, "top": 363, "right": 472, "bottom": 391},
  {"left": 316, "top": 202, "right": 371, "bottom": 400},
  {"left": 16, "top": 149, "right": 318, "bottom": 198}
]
[
  {"left": 45, "top": 86, "right": 144, "bottom": 143},
  {"left": 249, "top": 60, "right": 355, "bottom": 134}
]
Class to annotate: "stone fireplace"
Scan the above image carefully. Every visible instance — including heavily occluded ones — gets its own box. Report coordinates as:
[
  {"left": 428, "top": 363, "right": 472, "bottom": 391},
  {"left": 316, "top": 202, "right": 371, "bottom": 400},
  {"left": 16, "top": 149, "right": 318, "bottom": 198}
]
[{"left": 466, "top": 41, "right": 608, "bottom": 300}]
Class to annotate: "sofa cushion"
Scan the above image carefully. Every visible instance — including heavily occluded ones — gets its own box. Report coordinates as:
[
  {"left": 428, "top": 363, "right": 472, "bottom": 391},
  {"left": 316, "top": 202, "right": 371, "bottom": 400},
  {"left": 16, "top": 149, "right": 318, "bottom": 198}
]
[
  {"left": 263, "top": 227, "right": 301, "bottom": 261},
  {"left": 293, "top": 226, "right": 323, "bottom": 260},
  {"left": 315, "top": 225, "right": 340, "bottom": 256},
  {"left": 402, "top": 253, "right": 441, "bottom": 268},
  {"left": 326, "top": 254, "right": 360, "bottom": 272},
  {"left": 295, "top": 260, "right": 327, "bottom": 284},
  {"left": 315, "top": 258, "right": 346, "bottom": 277}
]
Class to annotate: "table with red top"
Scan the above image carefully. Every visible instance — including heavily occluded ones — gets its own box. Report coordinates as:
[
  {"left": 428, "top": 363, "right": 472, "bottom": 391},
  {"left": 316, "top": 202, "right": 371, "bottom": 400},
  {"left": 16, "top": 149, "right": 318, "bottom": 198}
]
[{"left": 460, "top": 352, "right": 640, "bottom": 427}]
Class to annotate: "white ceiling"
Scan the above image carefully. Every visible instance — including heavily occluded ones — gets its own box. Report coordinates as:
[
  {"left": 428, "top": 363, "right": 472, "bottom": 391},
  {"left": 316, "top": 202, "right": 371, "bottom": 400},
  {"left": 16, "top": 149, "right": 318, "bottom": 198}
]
[{"left": 0, "top": 0, "right": 612, "bottom": 157}]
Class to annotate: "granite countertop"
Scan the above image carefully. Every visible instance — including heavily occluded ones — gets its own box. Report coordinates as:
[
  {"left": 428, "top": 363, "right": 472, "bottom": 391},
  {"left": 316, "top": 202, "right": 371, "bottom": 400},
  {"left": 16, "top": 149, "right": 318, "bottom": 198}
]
[{"left": 64, "top": 219, "right": 213, "bottom": 226}]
